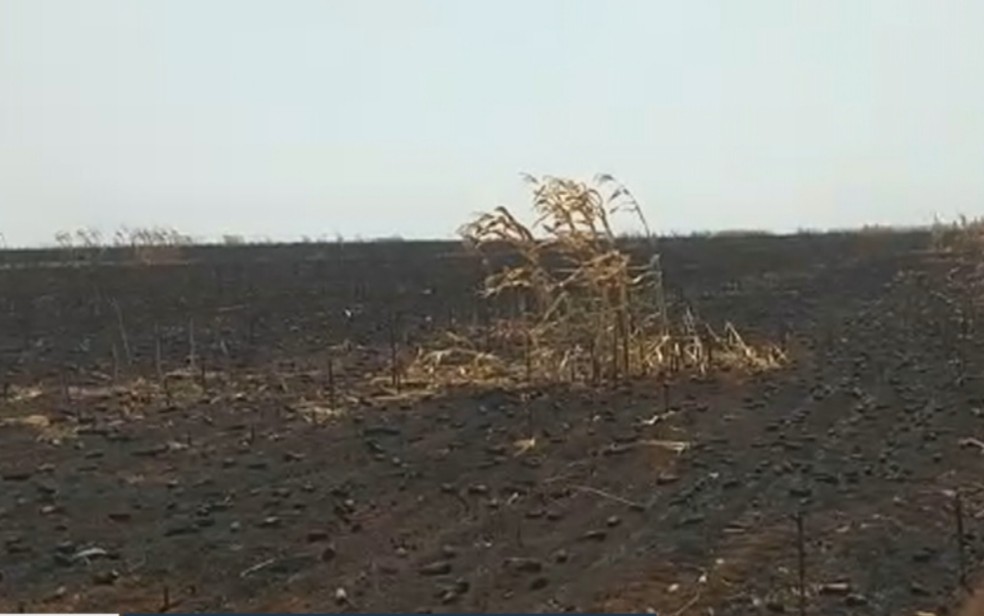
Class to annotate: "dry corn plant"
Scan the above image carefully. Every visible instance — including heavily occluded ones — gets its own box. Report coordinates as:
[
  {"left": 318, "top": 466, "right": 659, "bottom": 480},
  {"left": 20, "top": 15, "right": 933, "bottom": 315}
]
[
  {"left": 406, "top": 174, "right": 784, "bottom": 389},
  {"left": 52, "top": 226, "right": 191, "bottom": 265},
  {"left": 931, "top": 214, "right": 984, "bottom": 255},
  {"left": 53, "top": 227, "right": 107, "bottom": 265},
  {"left": 929, "top": 215, "right": 984, "bottom": 338},
  {"left": 114, "top": 226, "right": 192, "bottom": 265}
]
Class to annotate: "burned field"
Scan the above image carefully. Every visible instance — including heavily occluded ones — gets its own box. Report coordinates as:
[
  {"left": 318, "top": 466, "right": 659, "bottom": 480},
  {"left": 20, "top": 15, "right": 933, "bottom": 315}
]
[{"left": 2, "top": 226, "right": 984, "bottom": 614}]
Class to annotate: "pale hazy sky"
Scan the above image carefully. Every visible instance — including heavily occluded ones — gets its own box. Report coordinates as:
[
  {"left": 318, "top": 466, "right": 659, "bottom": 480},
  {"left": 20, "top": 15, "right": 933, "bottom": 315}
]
[{"left": 2, "top": 0, "right": 983, "bottom": 246}]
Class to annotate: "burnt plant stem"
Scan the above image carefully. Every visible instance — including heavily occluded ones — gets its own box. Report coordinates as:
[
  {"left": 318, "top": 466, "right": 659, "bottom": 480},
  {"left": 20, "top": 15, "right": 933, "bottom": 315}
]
[
  {"left": 526, "top": 405, "right": 534, "bottom": 440},
  {"left": 199, "top": 355, "right": 207, "bottom": 393},
  {"left": 110, "top": 298, "right": 132, "bottom": 366},
  {"left": 111, "top": 342, "right": 120, "bottom": 383},
  {"left": 524, "top": 330, "right": 532, "bottom": 383},
  {"left": 60, "top": 365, "right": 71, "bottom": 406},
  {"left": 620, "top": 309, "right": 630, "bottom": 377},
  {"left": 590, "top": 338, "right": 598, "bottom": 385},
  {"left": 163, "top": 376, "right": 173, "bottom": 406},
  {"left": 610, "top": 315, "right": 619, "bottom": 382},
  {"left": 327, "top": 356, "right": 336, "bottom": 409},
  {"left": 389, "top": 312, "right": 400, "bottom": 391},
  {"left": 482, "top": 305, "right": 492, "bottom": 353},
  {"left": 0, "top": 355, "right": 7, "bottom": 403},
  {"left": 220, "top": 338, "right": 231, "bottom": 372},
  {"left": 956, "top": 490, "right": 968, "bottom": 589},
  {"left": 154, "top": 323, "right": 164, "bottom": 383},
  {"left": 188, "top": 317, "right": 197, "bottom": 373},
  {"left": 796, "top": 510, "right": 806, "bottom": 616}
]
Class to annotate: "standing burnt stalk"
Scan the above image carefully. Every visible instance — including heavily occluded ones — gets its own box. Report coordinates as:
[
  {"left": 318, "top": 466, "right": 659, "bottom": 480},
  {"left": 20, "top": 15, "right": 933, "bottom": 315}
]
[
  {"left": 109, "top": 298, "right": 132, "bottom": 368},
  {"left": 326, "top": 355, "right": 337, "bottom": 409},
  {"left": 1, "top": 355, "right": 9, "bottom": 403},
  {"left": 954, "top": 489, "right": 968, "bottom": 589},
  {"left": 59, "top": 359, "right": 76, "bottom": 421},
  {"left": 154, "top": 323, "right": 165, "bottom": 383},
  {"left": 110, "top": 343, "right": 120, "bottom": 383},
  {"left": 198, "top": 352, "right": 208, "bottom": 393},
  {"left": 389, "top": 311, "right": 402, "bottom": 391},
  {"left": 188, "top": 317, "right": 197, "bottom": 374},
  {"left": 795, "top": 510, "right": 806, "bottom": 616}
]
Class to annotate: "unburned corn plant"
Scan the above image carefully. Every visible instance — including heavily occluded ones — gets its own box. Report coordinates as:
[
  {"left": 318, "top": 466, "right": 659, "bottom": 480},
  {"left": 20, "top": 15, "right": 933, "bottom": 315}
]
[{"left": 410, "top": 174, "right": 785, "bottom": 386}]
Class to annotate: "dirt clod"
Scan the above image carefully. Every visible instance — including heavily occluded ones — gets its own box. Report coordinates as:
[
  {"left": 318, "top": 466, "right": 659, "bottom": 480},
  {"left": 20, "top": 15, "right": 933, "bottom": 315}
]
[
  {"left": 419, "top": 561, "right": 453, "bottom": 576},
  {"left": 92, "top": 570, "right": 119, "bottom": 586},
  {"left": 504, "top": 557, "right": 543, "bottom": 574},
  {"left": 820, "top": 582, "right": 852, "bottom": 596}
]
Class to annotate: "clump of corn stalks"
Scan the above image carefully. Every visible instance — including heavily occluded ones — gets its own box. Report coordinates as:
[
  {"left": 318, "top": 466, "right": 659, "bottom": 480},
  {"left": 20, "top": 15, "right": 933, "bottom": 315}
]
[
  {"left": 427, "top": 174, "right": 784, "bottom": 384},
  {"left": 53, "top": 225, "right": 192, "bottom": 265},
  {"left": 931, "top": 215, "right": 984, "bottom": 254},
  {"left": 114, "top": 226, "right": 191, "bottom": 265}
]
